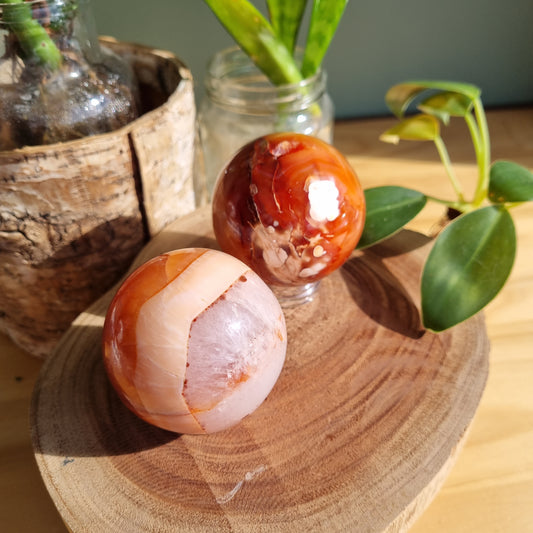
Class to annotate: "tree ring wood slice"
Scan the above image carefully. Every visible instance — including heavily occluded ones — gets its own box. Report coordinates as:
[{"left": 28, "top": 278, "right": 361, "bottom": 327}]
[{"left": 30, "top": 206, "right": 489, "bottom": 533}]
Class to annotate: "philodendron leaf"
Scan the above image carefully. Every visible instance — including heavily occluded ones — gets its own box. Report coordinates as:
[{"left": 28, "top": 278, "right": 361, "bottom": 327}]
[
  {"left": 202, "top": 0, "right": 302, "bottom": 85},
  {"left": 385, "top": 81, "right": 481, "bottom": 118},
  {"left": 418, "top": 91, "right": 474, "bottom": 125},
  {"left": 489, "top": 160, "right": 533, "bottom": 203},
  {"left": 421, "top": 205, "right": 516, "bottom": 331},
  {"left": 301, "top": 0, "right": 349, "bottom": 78},
  {"left": 380, "top": 114, "right": 440, "bottom": 144},
  {"left": 267, "top": 0, "right": 307, "bottom": 54},
  {"left": 357, "top": 186, "right": 427, "bottom": 249}
]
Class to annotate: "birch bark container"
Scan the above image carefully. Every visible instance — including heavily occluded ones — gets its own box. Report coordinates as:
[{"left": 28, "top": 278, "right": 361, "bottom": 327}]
[{"left": 0, "top": 38, "right": 196, "bottom": 358}]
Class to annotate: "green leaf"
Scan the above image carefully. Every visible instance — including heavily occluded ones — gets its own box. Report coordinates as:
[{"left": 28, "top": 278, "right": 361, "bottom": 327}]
[
  {"left": 267, "top": 0, "right": 307, "bottom": 54},
  {"left": 357, "top": 186, "right": 427, "bottom": 249},
  {"left": 301, "top": 0, "right": 349, "bottom": 78},
  {"left": 385, "top": 81, "right": 481, "bottom": 118},
  {"left": 421, "top": 206, "right": 516, "bottom": 331},
  {"left": 202, "top": 0, "right": 302, "bottom": 85},
  {"left": 380, "top": 114, "right": 440, "bottom": 144},
  {"left": 418, "top": 91, "right": 474, "bottom": 125},
  {"left": 489, "top": 160, "right": 533, "bottom": 203}
]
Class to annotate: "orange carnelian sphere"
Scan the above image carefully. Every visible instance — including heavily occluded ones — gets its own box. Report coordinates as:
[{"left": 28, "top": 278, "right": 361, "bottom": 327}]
[
  {"left": 102, "top": 248, "right": 287, "bottom": 435},
  {"left": 212, "top": 132, "right": 366, "bottom": 287}
]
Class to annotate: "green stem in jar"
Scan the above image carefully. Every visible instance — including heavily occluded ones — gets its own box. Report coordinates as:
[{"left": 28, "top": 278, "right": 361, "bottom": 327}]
[
  {"left": 202, "top": 0, "right": 303, "bottom": 86},
  {"left": 266, "top": 0, "right": 307, "bottom": 54},
  {"left": 301, "top": 0, "right": 349, "bottom": 78},
  {"left": 2, "top": 0, "right": 62, "bottom": 69}
]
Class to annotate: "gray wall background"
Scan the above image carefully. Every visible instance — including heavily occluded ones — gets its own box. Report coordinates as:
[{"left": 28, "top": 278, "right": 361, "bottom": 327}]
[{"left": 91, "top": 0, "right": 533, "bottom": 119}]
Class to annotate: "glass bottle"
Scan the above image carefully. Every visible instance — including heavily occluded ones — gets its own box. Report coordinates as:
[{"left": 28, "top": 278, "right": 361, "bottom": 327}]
[
  {"left": 0, "top": 0, "right": 138, "bottom": 151},
  {"left": 196, "top": 46, "right": 334, "bottom": 203}
]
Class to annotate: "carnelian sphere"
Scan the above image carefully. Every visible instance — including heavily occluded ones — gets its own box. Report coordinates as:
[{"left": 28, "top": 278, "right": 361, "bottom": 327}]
[
  {"left": 212, "top": 132, "right": 366, "bottom": 287},
  {"left": 102, "top": 248, "right": 287, "bottom": 435}
]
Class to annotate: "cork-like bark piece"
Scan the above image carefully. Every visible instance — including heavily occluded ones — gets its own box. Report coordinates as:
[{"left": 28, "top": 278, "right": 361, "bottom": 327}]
[{"left": 0, "top": 39, "right": 196, "bottom": 357}]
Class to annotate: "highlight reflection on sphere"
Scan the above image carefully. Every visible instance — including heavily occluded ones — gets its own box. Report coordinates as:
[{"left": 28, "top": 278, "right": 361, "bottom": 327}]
[{"left": 212, "top": 133, "right": 366, "bottom": 298}]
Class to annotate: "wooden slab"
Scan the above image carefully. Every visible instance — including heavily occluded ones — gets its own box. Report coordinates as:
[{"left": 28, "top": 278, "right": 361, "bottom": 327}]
[{"left": 30, "top": 206, "right": 489, "bottom": 533}]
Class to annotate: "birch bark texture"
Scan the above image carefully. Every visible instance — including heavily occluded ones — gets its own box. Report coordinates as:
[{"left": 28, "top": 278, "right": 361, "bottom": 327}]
[{"left": 0, "top": 38, "right": 196, "bottom": 357}]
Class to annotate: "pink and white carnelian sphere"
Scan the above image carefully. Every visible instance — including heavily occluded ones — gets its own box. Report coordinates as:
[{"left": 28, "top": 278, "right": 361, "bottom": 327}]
[
  {"left": 212, "top": 132, "right": 366, "bottom": 287},
  {"left": 102, "top": 248, "right": 287, "bottom": 435}
]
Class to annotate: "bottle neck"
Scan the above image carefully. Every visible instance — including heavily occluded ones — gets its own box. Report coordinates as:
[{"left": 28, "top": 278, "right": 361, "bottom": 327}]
[{"left": 204, "top": 47, "right": 327, "bottom": 115}]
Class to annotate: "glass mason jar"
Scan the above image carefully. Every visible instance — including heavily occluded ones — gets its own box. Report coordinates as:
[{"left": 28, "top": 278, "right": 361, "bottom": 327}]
[
  {"left": 0, "top": 0, "right": 138, "bottom": 151},
  {"left": 196, "top": 46, "right": 334, "bottom": 203}
]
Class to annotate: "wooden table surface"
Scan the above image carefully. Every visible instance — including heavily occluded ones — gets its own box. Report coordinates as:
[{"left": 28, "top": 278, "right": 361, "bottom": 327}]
[{"left": 1, "top": 107, "right": 532, "bottom": 532}]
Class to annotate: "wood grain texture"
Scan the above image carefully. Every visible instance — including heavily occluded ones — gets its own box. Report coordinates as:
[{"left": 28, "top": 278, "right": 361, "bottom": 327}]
[
  {"left": 31, "top": 206, "right": 489, "bottom": 533},
  {"left": 3, "top": 107, "right": 530, "bottom": 533},
  {"left": 0, "top": 39, "right": 196, "bottom": 358}
]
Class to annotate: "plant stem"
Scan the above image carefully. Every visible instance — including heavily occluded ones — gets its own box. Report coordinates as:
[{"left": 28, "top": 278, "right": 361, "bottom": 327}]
[
  {"left": 3, "top": 0, "right": 62, "bottom": 70},
  {"left": 471, "top": 97, "right": 492, "bottom": 206},
  {"left": 202, "top": 0, "right": 302, "bottom": 86},
  {"left": 464, "top": 110, "right": 482, "bottom": 162},
  {"left": 504, "top": 202, "right": 524, "bottom": 210},
  {"left": 434, "top": 135, "right": 465, "bottom": 203},
  {"left": 425, "top": 194, "right": 471, "bottom": 212}
]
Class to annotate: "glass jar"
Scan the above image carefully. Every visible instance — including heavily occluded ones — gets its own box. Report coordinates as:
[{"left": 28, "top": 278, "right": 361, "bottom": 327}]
[
  {"left": 196, "top": 46, "right": 334, "bottom": 203},
  {"left": 0, "top": 0, "right": 138, "bottom": 151}
]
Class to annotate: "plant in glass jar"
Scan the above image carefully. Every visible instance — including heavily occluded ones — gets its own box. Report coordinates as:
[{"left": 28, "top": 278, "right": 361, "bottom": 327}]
[
  {"left": 0, "top": 0, "right": 138, "bottom": 151},
  {"left": 198, "top": 0, "right": 347, "bottom": 200}
]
